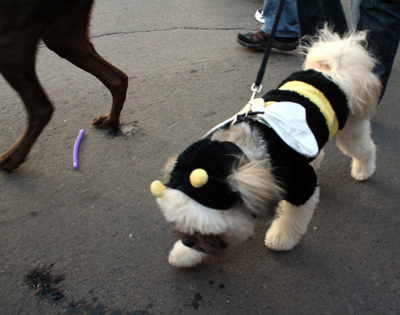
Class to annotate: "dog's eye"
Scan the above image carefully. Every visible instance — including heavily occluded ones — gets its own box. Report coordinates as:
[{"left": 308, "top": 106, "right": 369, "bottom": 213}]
[{"left": 181, "top": 234, "right": 196, "bottom": 248}]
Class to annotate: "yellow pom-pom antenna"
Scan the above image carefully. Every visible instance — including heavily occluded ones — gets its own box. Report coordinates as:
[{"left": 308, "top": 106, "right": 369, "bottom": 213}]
[
  {"left": 189, "top": 169, "right": 209, "bottom": 188},
  {"left": 150, "top": 180, "right": 166, "bottom": 198}
]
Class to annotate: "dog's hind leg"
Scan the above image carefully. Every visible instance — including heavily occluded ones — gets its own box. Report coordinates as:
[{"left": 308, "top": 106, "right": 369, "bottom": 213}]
[
  {"left": 336, "top": 116, "right": 376, "bottom": 181},
  {"left": 0, "top": 33, "right": 54, "bottom": 172},
  {"left": 265, "top": 187, "right": 320, "bottom": 251},
  {"left": 41, "top": 5, "right": 128, "bottom": 129}
]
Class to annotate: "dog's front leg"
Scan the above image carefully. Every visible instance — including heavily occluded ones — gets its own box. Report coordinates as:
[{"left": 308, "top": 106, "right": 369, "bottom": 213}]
[
  {"left": 41, "top": 18, "right": 128, "bottom": 130},
  {"left": 168, "top": 240, "right": 208, "bottom": 268},
  {"left": 265, "top": 187, "right": 320, "bottom": 251}
]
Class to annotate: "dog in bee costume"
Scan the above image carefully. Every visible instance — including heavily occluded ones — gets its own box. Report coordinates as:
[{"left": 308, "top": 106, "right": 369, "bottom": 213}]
[{"left": 151, "top": 28, "right": 381, "bottom": 268}]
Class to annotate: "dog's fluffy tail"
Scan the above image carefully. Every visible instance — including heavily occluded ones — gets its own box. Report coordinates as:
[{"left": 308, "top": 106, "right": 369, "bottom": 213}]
[{"left": 301, "top": 26, "right": 381, "bottom": 118}]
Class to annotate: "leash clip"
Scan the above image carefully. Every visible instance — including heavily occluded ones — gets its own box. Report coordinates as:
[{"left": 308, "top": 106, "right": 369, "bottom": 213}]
[
  {"left": 251, "top": 84, "right": 262, "bottom": 94},
  {"left": 231, "top": 84, "right": 263, "bottom": 126},
  {"left": 248, "top": 84, "right": 262, "bottom": 115}
]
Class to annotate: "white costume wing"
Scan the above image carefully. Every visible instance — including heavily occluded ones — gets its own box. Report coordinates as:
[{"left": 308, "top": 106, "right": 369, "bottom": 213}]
[
  {"left": 258, "top": 102, "right": 319, "bottom": 157},
  {"left": 203, "top": 99, "right": 319, "bottom": 158}
]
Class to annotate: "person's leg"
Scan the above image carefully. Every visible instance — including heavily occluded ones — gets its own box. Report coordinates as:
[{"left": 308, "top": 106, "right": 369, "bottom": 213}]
[
  {"left": 238, "top": 0, "right": 299, "bottom": 51},
  {"left": 350, "top": 0, "right": 362, "bottom": 30},
  {"left": 296, "top": 0, "right": 348, "bottom": 36},
  {"left": 353, "top": 0, "right": 400, "bottom": 101},
  {"left": 262, "top": 0, "right": 299, "bottom": 37}
]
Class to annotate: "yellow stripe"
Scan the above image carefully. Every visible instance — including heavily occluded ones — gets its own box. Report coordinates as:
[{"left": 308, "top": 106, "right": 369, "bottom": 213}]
[
  {"left": 278, "top": 81, "right": 339, "bottom": 139},
  {"left": 264, "top": 101, "right": 277, "bottom": 107}
]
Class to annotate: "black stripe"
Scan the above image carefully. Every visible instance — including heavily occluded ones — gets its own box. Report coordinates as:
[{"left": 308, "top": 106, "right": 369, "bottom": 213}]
[
  {"left": 263, "top": 89, "right": 330, "bottom": 151},
  {"left": 278, "top": 70, "right": 349, "bottom": 129}
]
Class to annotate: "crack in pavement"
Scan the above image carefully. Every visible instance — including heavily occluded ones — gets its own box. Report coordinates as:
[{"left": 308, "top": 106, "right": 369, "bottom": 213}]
[
  {"left": 91, "top": 26, "right": 247, "bottom": 39},
  {"left": 37, "top": 26, "right": 247, "bottom": 48}
]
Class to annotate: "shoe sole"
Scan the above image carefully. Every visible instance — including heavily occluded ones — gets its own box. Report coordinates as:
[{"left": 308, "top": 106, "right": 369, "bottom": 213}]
[{"left": 237, "top": 39, "right": 298, "bottom": 52}]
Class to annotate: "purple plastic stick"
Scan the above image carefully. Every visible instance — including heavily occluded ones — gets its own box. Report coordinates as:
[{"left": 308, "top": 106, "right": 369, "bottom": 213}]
[{"left": 73, "top": 129, "right": 85, "bottom": 169}]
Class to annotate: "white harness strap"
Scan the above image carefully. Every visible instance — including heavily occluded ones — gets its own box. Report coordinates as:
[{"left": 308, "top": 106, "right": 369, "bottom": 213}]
[{"left": 203, "top": 99, "right": 319, "bottom": 158}]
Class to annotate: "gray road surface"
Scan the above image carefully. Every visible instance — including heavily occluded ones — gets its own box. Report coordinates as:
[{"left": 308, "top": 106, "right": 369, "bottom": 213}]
[{"left": 1, "top": 0, "right": 400, "bottom": 314}]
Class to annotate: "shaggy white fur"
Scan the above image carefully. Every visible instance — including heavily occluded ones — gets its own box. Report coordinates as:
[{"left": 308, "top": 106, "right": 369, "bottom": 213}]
[
  {"left": 336, "top": 116, "right": 376, "bottom": 181},
  {"left": 153, "top": 27, "right": 382, "bottom": 268},
  {"left": 168, "top": 240, "right": 208, "bottom": 268},
  {"left": 211, "top": 123, "right": 267, "bottom": 161},
  {"left": 157, "top": 188, "right": 256, "bottom": 239},
  {"left": 302, "top": 28, "right": 381, "bottom": 117},
  {"left": 265, "top": 187, "right": 320, "bottom": 251}
]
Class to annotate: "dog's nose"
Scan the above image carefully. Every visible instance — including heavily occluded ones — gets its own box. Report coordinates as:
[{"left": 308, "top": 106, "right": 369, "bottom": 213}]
[{"left": 181, "top": 234, "right": 196, "bottom": 248}]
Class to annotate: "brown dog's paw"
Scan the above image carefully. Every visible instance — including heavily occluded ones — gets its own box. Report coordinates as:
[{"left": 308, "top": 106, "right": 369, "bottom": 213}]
[
  {"left": 92, "top": 114, "right": 120, "bottom": 129},
  {"left": 0, "top": 152, "right": 24, "bottom": 172}
]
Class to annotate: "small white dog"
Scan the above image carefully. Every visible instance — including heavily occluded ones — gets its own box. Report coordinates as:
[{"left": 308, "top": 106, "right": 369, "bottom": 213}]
[{"left": 150, "top": 27, "right": 381, "bottom": 268}]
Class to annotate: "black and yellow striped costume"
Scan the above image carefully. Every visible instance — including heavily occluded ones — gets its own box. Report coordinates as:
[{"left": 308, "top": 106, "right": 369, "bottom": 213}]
[
  {"left": 258, "top": 69, "right": 349, "bottom": 205},
  {"left": 168, "top": 70, "right": 349, "bottom": 210}
]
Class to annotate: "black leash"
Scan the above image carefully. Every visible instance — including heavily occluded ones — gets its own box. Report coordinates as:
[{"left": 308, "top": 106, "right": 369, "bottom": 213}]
[
  {"left": 208, "top": 0, "right": 287, "bottom": 136},
  {"left": 250, "top": 0, "right": 286, "bottom": 98}
]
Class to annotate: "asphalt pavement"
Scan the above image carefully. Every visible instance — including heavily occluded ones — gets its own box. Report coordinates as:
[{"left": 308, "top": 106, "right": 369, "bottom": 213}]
[{"left": 1, "top": 0, "right": 400, "bottom": 314}]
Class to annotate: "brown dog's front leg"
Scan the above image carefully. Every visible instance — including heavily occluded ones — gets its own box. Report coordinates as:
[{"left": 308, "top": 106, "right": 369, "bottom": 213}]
[
  {"left": 88, "top": 53, "right": 128, "bottom": 129},
  {"left": 42, "top": 34, "right": 128, "bottom": 130},
  {"left": 88, "top": 49, "right": 128, "bottom": 129}
]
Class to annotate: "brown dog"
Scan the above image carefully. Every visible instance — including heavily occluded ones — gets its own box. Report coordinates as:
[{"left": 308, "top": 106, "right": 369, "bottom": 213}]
[{"left": 0, "top": 0, "right": 128, "bottom": 172}]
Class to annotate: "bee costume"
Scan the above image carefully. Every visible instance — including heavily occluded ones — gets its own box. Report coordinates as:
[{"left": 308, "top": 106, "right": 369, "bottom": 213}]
[{"left": 155, "top": 70, "right": 349, "bottom": 210}]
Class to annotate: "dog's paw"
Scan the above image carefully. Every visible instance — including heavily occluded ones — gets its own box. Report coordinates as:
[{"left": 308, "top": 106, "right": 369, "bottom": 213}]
[
  {"left": 265, "top": 224, "right": 300, "bottom": 251},
  {"left": 0, "top": 156, "right": 21, "bottom": 172},
  {"left": 168, "top": 240, "right": 208, "bottom": 268},
  {"left": 0, "top": 148, "right": 26, "bottom": 172},
  {"left": 351, "top": 158, "right": 375, "bottom": 181},
  {"left": 92, "top": 114, "right": 120, "bottom": 129}
]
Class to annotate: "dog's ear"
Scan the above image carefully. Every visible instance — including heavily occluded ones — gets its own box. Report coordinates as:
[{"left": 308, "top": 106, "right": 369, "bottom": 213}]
[
  {"left": 228, "top": 159, "right": 283, "bottom": 216},
  {"left": 162, "top": 155, "right": 178, "bottom": 182}
]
